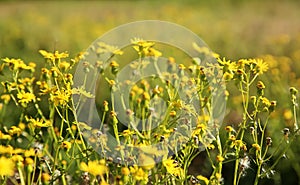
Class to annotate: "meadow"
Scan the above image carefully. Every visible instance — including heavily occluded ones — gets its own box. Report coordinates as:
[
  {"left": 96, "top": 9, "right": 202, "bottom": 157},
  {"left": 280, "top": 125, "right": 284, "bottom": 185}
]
[{"left": 0, "top": 1, "right": 300, "bottom": 185}]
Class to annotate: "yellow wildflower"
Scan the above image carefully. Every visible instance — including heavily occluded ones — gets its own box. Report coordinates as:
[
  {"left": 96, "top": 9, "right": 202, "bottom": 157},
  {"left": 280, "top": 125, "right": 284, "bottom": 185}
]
[
  {"left": 59, "top": 61, "right": 71, "bottom": 71},
  {"left": 11, "top": 155, "right": 24, "bottom": 162},
  {"left": 283, "top": 109, "right": 293, "bottom": 120},
  {"left": 50, "top": 89, "right": 71, "bottom": 106},
  {"left": 2, "top": 58, "right": 33, "bottom": 71},
  {"left": 0, "top": 145, "right": 14, "bottom": 154},
  {"left": 225, "top": 126, "right": 234, "bottom": 133},
  {"left": 18, "top": 77, "right": 35, "bottom": 85},
  {"left": 253, "top": 58, "right": 268, "bottom": 74},
  {"left": 24, "top": 148, "right": 36, "bottom": 157},
  {"left": 0, "top": 131, "right": 12, "bottom": 140},
  {"left": 28, "top": 118, "right": 51, "bottom": 128},
  {"left": 8, "top": 126, "right": 22, "bottom": 136},
  {"left": 216, "top": 155, "right": 225, "bottom": 162},
  {"left": 131, "top": 38, "right": 155, "bottom": 51},
  {"left": 0, "top": 156, "right": 15, "bottom": 176},
  {"left": 121, "top": 167, "right": 130, "bottom": 175},
  {"left": 260, "top": 97, "right": 271, "bottom": 107},
  {"left": 145, "top": 48, "right": 162, "bottom": 57},
  {"left": 39, "top": 50, "right": 69, "bottom": 61},
  {"left": 17, "top": 91, "right": 36, "bottom": 105},
  {"left": 163, "top": 157, "right": 184, "bottom": 178},
  {"left": 1, "top": 94, "right": 11, "bottom": 104},
  {"left": 61, "top": 141, "right": 72, "bottom": 150},
  {"left": 252, "top": 143, "right": 261, "bottom": 151},
  {"left": 42, "top": 173, "right": 51, "bottom": 184},
  {"left": 169, "top": 110, "right": 177, "bottom": 117},
  {"left": 80, "top": 160, "right": 108, "bottom": 177},
  {"left": 130, "top": 165, "right": 148, "bottom": 181}
]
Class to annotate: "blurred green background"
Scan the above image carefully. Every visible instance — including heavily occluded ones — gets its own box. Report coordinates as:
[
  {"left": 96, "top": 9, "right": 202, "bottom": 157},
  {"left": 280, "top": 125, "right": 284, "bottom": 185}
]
[{"left": 0, "top": 0, "right": 300, "bottom": 184}]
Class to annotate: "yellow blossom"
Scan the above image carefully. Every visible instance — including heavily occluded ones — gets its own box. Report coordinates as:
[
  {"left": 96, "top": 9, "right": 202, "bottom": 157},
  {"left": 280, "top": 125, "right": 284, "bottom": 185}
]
[
  {"left": 24, "top": 148, "right": 36, "bottom": 157},
  {"left": 260, "top": 97, "right": 271, "bottom": 107},
  {"left": 39, "top": 50, "right": 69, "bottom": 61},
  {"left": 11, "top": 155, "right": 24, "bottom": 162},
  {"left": 59, "top": 61, "right": 71, "bottom": 71},
  {"left": 8, "top": 126, "right": 22, "bottom": 136},
  {"left": 61, "top": 141, "right": 72, "bottom": 150},
  {"left": 163, "top": 157, "right": 184, "bottom": 178},
  {"left": 253, "top": 58, "right": 268, "bottom": 74},
  {"left": 145, "top": 48, "right": 162, "bottom": 57},
  {"left": 121, "top": 167, "right": 130, "bottom": 175},
  {"left": 225, "top": 126, "right": 234, "bottom": 133},
  {"left": 130, "top": 165, "right": 148, "bottom": 181},
  {"left": 50, "top": 89, "right": 71, "bottom": 106},
  {"left": 0, "top": 131, "right": 12, "bottom": 140},
  {"left": 252, "top": 143, "right": 261, "bottom": 151},
  {"left": 0, "top": 145, "right": 14, "bottom": 154},
  {"left": 28, "top": 118, "right": 51, "bottom": 128},
  {"left": 216, "top": 155, "right": 225, "bottom": 162},
  {"left": 80, "top": 160, "right": 108, "bottom": 177},
  {"left": 1, "top": 94, "right": 11, "bottom": 104},
  {"left": 42, "top": 173, "right": 51, "bottom": 184},
  {"left": 0, "top": 156, "right": 15, "bottom": 176},
  {"left": 17, "top": 91, "right": 36, "bottom": 105}
]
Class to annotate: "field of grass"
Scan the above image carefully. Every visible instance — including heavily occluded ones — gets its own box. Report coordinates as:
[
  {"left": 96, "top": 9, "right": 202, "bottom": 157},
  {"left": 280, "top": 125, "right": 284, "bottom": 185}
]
[{"left": 0, "top": 1, "right": 300, "bottom": 185}]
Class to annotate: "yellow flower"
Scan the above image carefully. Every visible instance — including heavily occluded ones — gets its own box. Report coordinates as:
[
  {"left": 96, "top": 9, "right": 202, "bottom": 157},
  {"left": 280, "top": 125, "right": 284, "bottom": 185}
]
[
  {"left": 11, "top": 155, "right": 24, "bottom": 162},
  {"left": 121, "top": 167, "right": 130, "bottom": 175},
  {"left": 232, "top": 140, "right": 246, "bottom": 150},
  {"left": 42, "top": 173, "right": 51, "bottom": 184},
  {"left": 0, "top": 145, "right": 14, "bottom": 154},
  {"left": 225, "top": 126, "right": 234, "bottom": 133},
  {"left": 80, "top": 160, "right": 108, "bottom": 177},
  {"left": 253, "top": 58, "right": 268, "bottom": 74},
  {"left": 58, "top": 61, "right": 71, "bottom": 71},
  {"left": 130, "top": 165, "right": 148, "bottom": 181},
  {"left": 131, "top": 38, "right": 155, "bottom": 51},
  {"left": 0, "top": 131, "right": 12, "bottom": 140},
  {"left": 61, "top": 141, "right": 72, "bottom": 150},
  {"left": 216, "top": 155, "right": 224, "bottom": 162},
  {"left": 27, "top": 118, "right": 51, "bottom": 128},
  {"left": 18, "top": 77, "right": 35, "bottom": 85},
  {"left": 217, "top": 57, "right": 237, "bottom": 72},
  {"left": 169, "top": 110, "right": 176, "bottom": 117},
  {"left": 252, "top": 143, "right": 261, "bottom": 151},
  {"left": 2, "top": 58, "right": 33, "bottom": 71},
  {"left": 283, "top": 109, "right": 293, "bottom": 120},
  {"left": 192, "top": 123, "right": 207, "bottom": 137},
  {"left": 0, "top": 156, "right": 15, "bottom": 176},
  {"left": 1, "top": 94, "right": 11, "bottom": 104},
  {"left": 256, "top": 81, "right": 265, "bottom": 90},
  {"left": 260, "top": 97, "right": 271, "bottom": 107},
  {"left": 25, "top": 157, "right": 34, "bottom": 165},
  {"left": 162, "top": 157, "right": 184, "bottom": 178},
  {"left": 50, "top": 89, "right": 71, "bottom": 106},
  {"left": 39, "top": 50, "right": 69, "bottom": 61},
  {"left": 17, "top": 91, "right": 36, "bottom": 105},
  {"left": 145, "top": 48, "right": 162, "bottom": 57},
  {"left": 8, "top": 126, "right": 22, "bottom": 136},
  {"left": 24, "top": 148, "right": 36, "bottom": 157}
]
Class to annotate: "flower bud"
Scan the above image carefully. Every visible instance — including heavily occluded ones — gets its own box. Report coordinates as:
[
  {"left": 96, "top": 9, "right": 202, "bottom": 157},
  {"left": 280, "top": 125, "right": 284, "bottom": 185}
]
[{"left": 266, "top": 137, "right": 272, "bottom": 146}]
